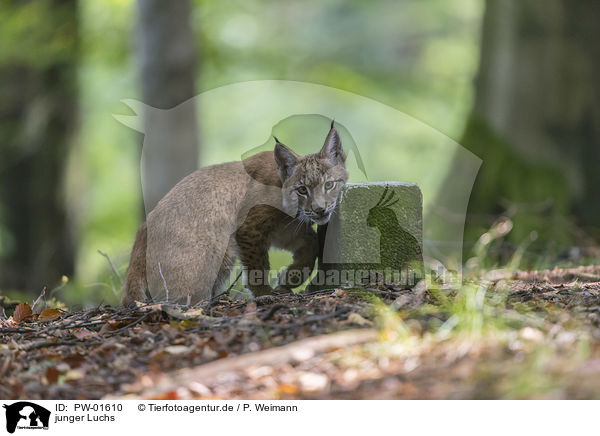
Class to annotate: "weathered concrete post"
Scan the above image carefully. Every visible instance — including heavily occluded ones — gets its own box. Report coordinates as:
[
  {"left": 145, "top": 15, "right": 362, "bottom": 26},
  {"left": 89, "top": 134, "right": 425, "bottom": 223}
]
[{"left": 309, "top": 182, "right": 423, "bottom": 289}]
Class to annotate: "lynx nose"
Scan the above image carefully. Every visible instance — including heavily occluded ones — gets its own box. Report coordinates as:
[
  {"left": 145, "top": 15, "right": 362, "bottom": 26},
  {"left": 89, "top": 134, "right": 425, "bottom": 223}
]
[{"left": 313, "top": 207, "right": 326, "bottom": 217}]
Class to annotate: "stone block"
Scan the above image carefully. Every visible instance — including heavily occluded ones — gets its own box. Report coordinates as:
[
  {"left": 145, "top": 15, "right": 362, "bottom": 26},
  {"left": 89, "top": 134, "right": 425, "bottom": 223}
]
[{"left": 309, "top": 182, "right": 423, "bottom": 289}]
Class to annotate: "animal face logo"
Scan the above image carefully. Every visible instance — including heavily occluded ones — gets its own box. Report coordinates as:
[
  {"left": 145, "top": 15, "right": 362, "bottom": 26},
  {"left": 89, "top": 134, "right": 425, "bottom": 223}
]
[{"left": 3, "top": 402, "right": 50, "bottom": 433}]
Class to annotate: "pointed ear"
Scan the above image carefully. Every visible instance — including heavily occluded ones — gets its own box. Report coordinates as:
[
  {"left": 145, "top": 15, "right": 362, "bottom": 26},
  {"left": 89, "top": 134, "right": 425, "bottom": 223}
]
[
  {"left": 320, "top": 121, "right": 346, "bottom": 165},
  {"left": 274, "top": 137, "right": 299, "bottom": 181}
]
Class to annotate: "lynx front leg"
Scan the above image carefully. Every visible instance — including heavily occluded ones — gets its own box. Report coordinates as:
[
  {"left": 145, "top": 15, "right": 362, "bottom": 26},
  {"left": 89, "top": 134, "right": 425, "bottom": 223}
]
[
  {"left": 235, "top": 232, "right": 274, "bottom": 297},
  {"left": 272, "top": 226, "right": 318, "bottom": 291}
]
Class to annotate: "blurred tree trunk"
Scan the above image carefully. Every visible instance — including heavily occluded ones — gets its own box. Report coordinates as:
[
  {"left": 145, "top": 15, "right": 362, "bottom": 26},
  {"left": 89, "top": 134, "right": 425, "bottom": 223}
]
[
  {"left": 0, "top": 0, "right": 78, "bottom": 292},
  {"left": 440, "top": 0, "right": 600, "bottom": 254},
  {"left": 137, "top": 0, "right": 199, "bottom": 212}
]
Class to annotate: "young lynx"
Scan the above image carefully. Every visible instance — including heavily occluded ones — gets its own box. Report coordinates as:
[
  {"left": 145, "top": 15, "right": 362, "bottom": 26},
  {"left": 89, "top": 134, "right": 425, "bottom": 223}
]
[{"left": 122, "top": 122, "right": 348, "bottom": 305}]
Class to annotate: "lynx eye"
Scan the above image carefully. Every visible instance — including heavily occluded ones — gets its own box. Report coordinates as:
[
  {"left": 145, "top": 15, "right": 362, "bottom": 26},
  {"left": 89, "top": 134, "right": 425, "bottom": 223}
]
[
  {"left": 296, "top": 186, "right": 308, "bottom": 196},
  {"left": 324, "top": 181, "right": 335, "bottom": 190}
]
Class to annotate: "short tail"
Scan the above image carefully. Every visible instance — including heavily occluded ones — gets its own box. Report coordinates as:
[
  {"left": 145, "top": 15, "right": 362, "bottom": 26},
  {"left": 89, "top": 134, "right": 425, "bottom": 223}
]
[{"left": 122, "top": 221, "right": 149, "bottom": 306}]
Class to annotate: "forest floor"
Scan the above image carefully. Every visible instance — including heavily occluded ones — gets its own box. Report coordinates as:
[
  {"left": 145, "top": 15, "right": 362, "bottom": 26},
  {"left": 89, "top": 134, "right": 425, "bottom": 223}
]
[{"left": 2, "top": 265, "right": 600, "bottom": 400}]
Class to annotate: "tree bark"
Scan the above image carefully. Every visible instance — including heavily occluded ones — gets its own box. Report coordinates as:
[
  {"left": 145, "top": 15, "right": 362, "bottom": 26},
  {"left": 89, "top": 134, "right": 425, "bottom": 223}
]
[
  {"left": 0, "top": 0, "right": 78, "bottom": 291},
  {"left": 137, "top": 0, "right": 199, "bottom": 212},
  {"left": 439, "top": 0, "right": 600, "bottom": 250}
]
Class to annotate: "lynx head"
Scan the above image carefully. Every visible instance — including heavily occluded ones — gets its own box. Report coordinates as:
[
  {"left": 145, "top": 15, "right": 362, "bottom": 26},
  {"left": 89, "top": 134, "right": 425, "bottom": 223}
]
[{"left": 274, "top": 121, "right": 349, "bottom": 225}]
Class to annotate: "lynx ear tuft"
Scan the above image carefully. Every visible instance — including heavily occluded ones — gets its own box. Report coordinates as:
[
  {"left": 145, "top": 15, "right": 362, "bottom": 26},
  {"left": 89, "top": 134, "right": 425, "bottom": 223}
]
[
  {"left": 320, "top": 123, "right": 346, "bottom": 165},
  {"left": 274, "top": 140, "right": 299, "bottom": 181}
]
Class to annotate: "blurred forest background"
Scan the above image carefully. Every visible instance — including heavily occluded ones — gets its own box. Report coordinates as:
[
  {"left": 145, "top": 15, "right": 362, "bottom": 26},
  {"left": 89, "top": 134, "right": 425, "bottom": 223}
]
[{"left": 0, "top": 0, "right": 598, "bottom": 306}]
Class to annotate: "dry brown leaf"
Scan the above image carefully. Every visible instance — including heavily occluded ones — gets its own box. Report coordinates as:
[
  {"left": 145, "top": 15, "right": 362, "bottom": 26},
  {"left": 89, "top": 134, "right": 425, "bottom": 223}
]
[
  {"left": 163, "top": 306, "right": 220, "bottom": 321},
  {"left": 63, "top": 353, "right": 86, "bottom": 368},
  {"left": 13, "top": 303, "right": 33, "bottom": 323},
  {"left": 98, "top": 319, "right": 124, "bottom": 335},
  {"left": 99, "top": 322, "right": 118, "bottom": 335},
  {"left": 277, "top": 383, "right": 299, "bottom": 395},
  {"left": 72, "top": 328, "right": 96, "bottom": 340},
  {"left": 346, "top": 312, "right": 374, "bottom": 327},
  {"left": 334, "top": 289, "right": 347, "bottom": 297},
  {"left": 38, "top": 308, "right": 62, "bottom": 322},
  {"left": 149, "top": 390, "right": 180, "bottom": 400},
  {"left": 45, "top": 366, "right": 61, "bottom": 384}
]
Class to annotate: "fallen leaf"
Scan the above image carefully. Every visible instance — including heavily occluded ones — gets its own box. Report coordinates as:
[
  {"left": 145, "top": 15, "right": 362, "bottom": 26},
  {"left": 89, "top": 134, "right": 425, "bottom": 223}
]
[
  {"left": 163, "top": 306, "right": 218, "bottom": 321},
  {"left": 72, "top": 328, "right": 96, "bottom": 340},
  {"left": 149, "top": 390, "right": 179, "bottom": 400},
  {"left": 346, "top": 312, "right": 374, "bottom": 327},
  {"left": 298, "top": 372, "right": 329, "bottom": 392},
  {"left": 99, "top": 320, "right": 122, "bottom": 335},
  {"left": 201, "top": 346, "right": 218, "bottom": 360},
  {"left": 246, "top": 366, "right": 273, "bottom": 380},
  {"left": 63, "top": 353, "right": 86, "bottom": 368},
  {"left": 13, "top": 303, "right": 33, "bottom": 323},
  {"left": 188, "top": 382, "right": 211, "bottom": 397},
  {"left": 45, "top": 367, "right": 61, "bottom": 384},
  {"left": 63, "top": 369, "right": 84, "bottom": 381},
  {"left": 334, "top": 289, "right": 347, "bottom": 297},
  {"left": 277, "top": 383, "right": 299, "bottom": 395},
  {"left": 164, "top": 345, "right": 190, "bottom": 355},
  {"left": 38, "top": 308, "right": 62, "bottom": 322}
]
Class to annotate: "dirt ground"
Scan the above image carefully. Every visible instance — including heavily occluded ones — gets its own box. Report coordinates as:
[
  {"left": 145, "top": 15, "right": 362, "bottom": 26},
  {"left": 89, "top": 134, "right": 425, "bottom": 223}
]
[{"left": 2, "top": 265, "right": 600, "bottom": 400}]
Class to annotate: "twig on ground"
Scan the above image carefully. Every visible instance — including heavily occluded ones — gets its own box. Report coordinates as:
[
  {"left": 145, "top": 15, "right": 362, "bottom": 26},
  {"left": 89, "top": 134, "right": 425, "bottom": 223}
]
[
  {"left": 106, "top": 310, "right": 155, "bottom": 336},
  {"left": 158, "top": 262, "right": 169, "bottom": 302},
  {"left": 211, "top": 270, "right": 243, "bottom": 306},
  {"left": 0, "top": 327, "right": 37, "bottom": 334},
  {"left": 301, "top": 306, "right": 351, "bottom": 324},
  {"left": 259, "top": 304, "right": 288, "bottom": 321},
  {"left": 23, "top": 340, "right": 82, "bottom": 351},
  {"left": 31, "top": 286, "right": 46, "bottom": 312},
  {"left": 264, "top": 306, "right": 351, "bottom": 330}
]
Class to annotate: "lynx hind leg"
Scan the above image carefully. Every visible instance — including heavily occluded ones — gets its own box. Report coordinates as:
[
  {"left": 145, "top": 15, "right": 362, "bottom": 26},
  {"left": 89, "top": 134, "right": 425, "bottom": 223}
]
[
  {"left": 209, "top": 238, "right": 238, "bottom": 301},
  {"left": 122, "top": 221, "right": 149, "bottom": 306}
]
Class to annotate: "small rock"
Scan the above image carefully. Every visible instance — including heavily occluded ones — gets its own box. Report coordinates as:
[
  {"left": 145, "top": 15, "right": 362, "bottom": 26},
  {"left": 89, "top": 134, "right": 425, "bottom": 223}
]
[
  {"left": 165, "top": 345, "right": 190, "bottom": 355},
  {"left": 519, "top": 327, "right": 544, "bottom": 343},
  {"left": 298, "top": 372, "right": 329, "bottom": 392},
  {"left": 247, "top": 366, "right": 273, "bottom": 380}
]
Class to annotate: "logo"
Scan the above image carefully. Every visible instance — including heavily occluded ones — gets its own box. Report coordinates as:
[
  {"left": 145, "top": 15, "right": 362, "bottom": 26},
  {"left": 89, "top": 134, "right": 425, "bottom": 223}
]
[{"left": 2, "top": 402, "right": 50, "bottom": 434}]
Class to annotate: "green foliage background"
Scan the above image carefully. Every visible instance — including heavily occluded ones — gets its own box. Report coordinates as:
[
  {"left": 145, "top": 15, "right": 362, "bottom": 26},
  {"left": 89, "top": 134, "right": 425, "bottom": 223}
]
[{"left": 2, "top": 0, "right": 483, "bottom": 304}]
